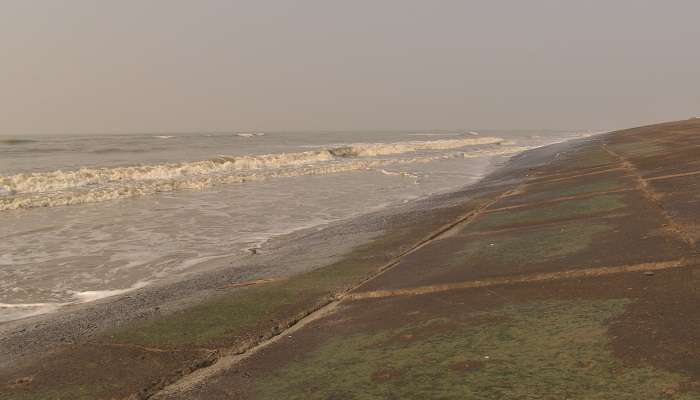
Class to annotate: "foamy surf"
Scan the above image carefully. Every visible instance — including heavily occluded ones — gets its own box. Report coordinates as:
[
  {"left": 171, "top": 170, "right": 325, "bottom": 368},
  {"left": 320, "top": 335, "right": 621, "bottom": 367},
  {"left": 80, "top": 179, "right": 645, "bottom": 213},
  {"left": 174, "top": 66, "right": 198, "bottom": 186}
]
[
  {"left": 236, "top": 132, "right": 265, "bottom": 137},
  {"left": 0, "top": 137, "right": 515, "bottom": 211},
  {"left": 328, "top": 137, "right": 502, "bottom": 157},
  {"left": 379, "top": 169, "right": 419, "bottom": 179},
  {"left": 0, "top": 302, "right": 66, "bottom": 323},
  {"left": 70, "top": 281, "right": 151, "bottom": 303},
  {"left": 0, "top": 281, "right": 152, "bottom": 322}
]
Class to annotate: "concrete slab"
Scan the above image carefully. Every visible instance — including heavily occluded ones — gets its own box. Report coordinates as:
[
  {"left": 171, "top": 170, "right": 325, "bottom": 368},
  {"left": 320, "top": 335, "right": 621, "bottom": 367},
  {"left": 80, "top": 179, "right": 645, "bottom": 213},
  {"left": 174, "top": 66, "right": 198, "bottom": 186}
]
[{"left": 176, "top": 264, "right": 700, "bottom": 399}]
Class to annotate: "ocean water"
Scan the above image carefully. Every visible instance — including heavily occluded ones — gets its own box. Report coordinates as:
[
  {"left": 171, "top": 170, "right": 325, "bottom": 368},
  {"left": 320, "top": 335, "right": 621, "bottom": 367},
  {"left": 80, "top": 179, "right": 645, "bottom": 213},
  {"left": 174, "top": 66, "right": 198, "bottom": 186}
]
[{"left": 0, "top": 129, "right": 590, "bottom": 322}]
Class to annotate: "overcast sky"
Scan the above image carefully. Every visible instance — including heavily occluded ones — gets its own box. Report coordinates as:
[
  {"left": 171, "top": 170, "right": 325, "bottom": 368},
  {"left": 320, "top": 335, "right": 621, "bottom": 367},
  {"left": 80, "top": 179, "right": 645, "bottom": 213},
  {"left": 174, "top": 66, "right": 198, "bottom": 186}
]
[{"left": 2, "top": 0, "right": 699, "bottom": 135}]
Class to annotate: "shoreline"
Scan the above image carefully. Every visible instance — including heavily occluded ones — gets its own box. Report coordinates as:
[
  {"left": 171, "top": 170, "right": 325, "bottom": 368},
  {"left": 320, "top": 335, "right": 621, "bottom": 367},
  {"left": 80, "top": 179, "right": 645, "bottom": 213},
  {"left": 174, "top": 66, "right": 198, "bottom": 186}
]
[
  {"left": 0, "top": 135, "right": 585, "bottom": 375},
  {"left": 0, "top": 140, "right": 531, "bottom": 325}
]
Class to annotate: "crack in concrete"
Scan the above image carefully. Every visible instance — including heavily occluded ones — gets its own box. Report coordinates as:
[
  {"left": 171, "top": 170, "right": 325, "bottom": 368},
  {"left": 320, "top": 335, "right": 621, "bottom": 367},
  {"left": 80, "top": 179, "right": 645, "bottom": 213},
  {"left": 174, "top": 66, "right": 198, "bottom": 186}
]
[
  {"left": 347, "top": 259, "right": 690, "bottom": 300},
  {"left": 602, "top": 144, "right": 697, "bottom": 248},
  {"left": 97, "top": 342, "right": 188, "bottom": 354},
  {"left": 453, "top": 212, "right": 633, "bottom": 238},
  {"left": 483, "top": 187, "right": 635, "bottom": 214},
  {"left": 95, "top": 342, "right": 217, "bottom": 354},
  {"left": 524, "top": 165, "right": 628, "bottom": 185},
  {"left": 647, "top": 170, "right": 700, "bottom": 182},
  {"left": 152, "top": 302, "right": 342, "bottom": 398}
]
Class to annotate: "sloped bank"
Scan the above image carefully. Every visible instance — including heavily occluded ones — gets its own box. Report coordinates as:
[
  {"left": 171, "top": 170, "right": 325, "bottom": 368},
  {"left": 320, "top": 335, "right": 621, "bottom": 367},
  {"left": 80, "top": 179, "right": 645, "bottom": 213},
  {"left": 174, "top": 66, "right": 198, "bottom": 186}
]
[{"left": 158, "top": 120, "right": 700, "bottom": 400}]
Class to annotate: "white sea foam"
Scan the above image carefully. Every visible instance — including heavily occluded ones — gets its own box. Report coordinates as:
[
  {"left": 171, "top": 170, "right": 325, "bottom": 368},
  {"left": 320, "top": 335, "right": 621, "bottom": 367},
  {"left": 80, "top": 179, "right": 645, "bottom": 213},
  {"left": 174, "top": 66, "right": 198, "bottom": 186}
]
[
  {"left": 328, "top": 137, "right": 503, "bottom": 157},
  {"left": 236, "top": 132, "right": 265, "bottom": 137},
  {"left": 153, "top": 135, "right": 175, "bottom": 139},
  {"left": 71, "top": 281, "right": 151, "bottom": 303},
  {"left": 0, "top": 302, "right": 66, "bottom": 322},
  {"left": 0, "top": 137, "right": 521, "bottom": 211},
  {"left": 0, "top": 150, "right": 334, "bottom": 194},
  {"left": 406, "top": 133, "right": 461, "bottom": 137},
  {"left": 0, "top": 281, "right": 152, "bottom": 321},
  {"left": 379, "top": 169, "right": 419, "bottom": 179}
]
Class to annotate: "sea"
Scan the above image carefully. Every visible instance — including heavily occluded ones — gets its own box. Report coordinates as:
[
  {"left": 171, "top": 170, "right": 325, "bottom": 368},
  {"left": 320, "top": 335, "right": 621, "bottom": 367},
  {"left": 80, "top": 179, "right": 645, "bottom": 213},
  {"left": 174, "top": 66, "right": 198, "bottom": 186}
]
[{"left": 0, "top": 129, "right": 592, "bottom": 322}]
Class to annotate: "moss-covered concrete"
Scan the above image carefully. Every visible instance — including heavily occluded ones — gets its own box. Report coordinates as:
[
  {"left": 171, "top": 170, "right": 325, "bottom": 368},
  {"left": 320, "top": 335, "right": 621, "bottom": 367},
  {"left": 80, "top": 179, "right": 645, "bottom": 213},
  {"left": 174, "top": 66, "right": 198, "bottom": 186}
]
[
  {"left": 1, "top": 344, "right": 215, "bottom": 400},
  {"left": 447, "top": 222, "right": 611, "bottom": 265},
  {"left": 607, "top": 141, "right": 668, "bottom": 157},
  {"left": 496, "top": 171, "right": 634, "bottom": 208},
  {"left": 254, "top": 300, "right": 696, "bottom": 400},
  {"left": 469, "top": 193, "right": 628, "bottom": 231}
]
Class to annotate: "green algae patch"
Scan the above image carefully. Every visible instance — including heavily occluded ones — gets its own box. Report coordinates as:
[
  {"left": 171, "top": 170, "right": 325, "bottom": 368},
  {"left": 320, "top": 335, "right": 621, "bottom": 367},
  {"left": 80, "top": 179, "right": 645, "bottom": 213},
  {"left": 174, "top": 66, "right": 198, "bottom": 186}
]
[
  {"left": 608, "top": 141, "right": 667, "bottom": 157},
  {"left": 110, "top": 259, "right": 383, "bottom": 348},
  {"left": 109, "top": 227, "right": 439, "bottom": 348},
  {"left": 449, "top": 222, "right": 611, "bottom": 267},
  {"left": 2, "top": 385, "right": 109, "bottom": 400},
  {"left": 564, "top": 147, "right": 619, "bottom": 168},
  {"left": 0, "top": 344, "right": 211, "bottom": 400},
  {"left": 109, "top": 279, "right": 326, "bottom": 348},
  {"left": 254, "top": 300, "right": 696, "bottom": 400},
  {"left": 521, "top": 176, "right": 631, "bottom": 201},
  {"left": 471, "top": 193, "right": 627, "bottom": 231}
]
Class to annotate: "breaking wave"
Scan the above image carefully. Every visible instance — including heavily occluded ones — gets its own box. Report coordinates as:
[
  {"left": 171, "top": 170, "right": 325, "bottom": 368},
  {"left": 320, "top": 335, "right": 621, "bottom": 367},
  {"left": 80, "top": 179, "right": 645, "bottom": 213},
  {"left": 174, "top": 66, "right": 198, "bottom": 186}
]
[
  {"left": 236, "top": 132, "right": 265, "bottom": 138},
  {"left": 0, "top": 137, "right": 525, "bottom": 211},
  {"left": 0, "top": 302, "right": 65, "bottom": 322},
  {"left": 328, "top": 137, "right": 501, "bottom": 157}
]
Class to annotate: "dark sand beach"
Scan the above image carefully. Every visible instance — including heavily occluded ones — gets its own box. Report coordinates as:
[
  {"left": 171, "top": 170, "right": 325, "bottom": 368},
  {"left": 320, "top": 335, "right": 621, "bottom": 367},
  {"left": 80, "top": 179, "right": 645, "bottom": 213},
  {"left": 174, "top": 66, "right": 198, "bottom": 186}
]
[{"left": 4, "top": 119, "right": 700, "bottom": 399}]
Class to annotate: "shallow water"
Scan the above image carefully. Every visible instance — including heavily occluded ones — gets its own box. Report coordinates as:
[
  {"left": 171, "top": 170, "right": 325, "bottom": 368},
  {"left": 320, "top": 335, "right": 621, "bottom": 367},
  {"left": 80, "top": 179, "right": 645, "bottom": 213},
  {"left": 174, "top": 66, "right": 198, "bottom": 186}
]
[{"left": 0, "top": 129, "right": 590, "bottom": 321}]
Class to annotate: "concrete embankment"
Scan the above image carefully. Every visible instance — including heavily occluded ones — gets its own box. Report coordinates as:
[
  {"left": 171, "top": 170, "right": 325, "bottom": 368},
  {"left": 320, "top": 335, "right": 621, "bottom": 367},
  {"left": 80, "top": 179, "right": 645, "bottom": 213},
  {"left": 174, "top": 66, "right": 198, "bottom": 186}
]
[{"left": 4, "top": 119, "right": 700, "bottom": 399}]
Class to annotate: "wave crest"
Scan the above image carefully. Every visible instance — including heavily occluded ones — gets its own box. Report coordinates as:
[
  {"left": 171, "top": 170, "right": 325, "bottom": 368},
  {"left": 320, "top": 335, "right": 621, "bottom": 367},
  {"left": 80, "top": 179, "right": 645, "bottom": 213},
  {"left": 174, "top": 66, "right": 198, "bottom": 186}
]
[
  {"left": 330, "top": 137, "right": 502, "bottom": 157},
  {"left": 0, "top": 137, "right": 520, "bottom": 211}
]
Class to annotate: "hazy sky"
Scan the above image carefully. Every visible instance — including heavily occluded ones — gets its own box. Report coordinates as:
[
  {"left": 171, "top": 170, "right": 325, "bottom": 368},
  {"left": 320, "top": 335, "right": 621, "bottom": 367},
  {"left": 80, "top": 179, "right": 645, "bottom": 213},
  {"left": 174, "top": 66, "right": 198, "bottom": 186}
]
[{"left": 2, "top": 0, "right": 700, "bottom": 135}]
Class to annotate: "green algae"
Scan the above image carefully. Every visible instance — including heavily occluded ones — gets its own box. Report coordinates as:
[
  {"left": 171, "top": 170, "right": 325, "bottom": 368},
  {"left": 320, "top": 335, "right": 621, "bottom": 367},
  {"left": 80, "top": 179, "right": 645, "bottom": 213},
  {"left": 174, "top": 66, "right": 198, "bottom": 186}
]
[
  {"left": 0, "top": 344, "right": 209, "bottom": 400},
  {"left": 565, "top": 147, "right": 619, "bottom": 168},
  {"left": 110, "top": 257, "right": 383, "bottom": 348},
  {"left": 469, "top": 194, "right": 627, "bottom": 231},
  {"left": 109, "top": 226, "right": 444, "bottom": 348},
  {"left": 520, "top": 176, "right": 631, "bottom": 202},
  {"left": 255, "top": 300, "right": 696, "bottom": 400},
  {"left": 2, "top": 385, "right": 108, "bottom": 400},
  {"left": 449, "top": 222, "right": 611, "bottom": 267},
  {"left": 110, "top": 280, "right": 325, "bottom": 347},
  {"left": 608, "top": 141, "right": 667, "bottom": 157}
]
